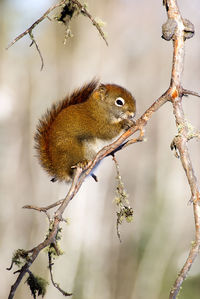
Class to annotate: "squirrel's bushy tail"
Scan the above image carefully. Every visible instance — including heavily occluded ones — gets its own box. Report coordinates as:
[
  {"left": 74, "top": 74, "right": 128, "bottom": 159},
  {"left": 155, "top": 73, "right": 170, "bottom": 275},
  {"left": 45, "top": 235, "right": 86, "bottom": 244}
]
[{"left": 34, "top": 80, "right": 99, "bottom": 177}]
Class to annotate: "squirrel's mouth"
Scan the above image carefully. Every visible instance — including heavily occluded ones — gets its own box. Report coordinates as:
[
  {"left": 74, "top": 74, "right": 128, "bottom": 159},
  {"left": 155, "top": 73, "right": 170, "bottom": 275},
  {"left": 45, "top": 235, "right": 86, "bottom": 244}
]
[
  {"left": 113, "top": 111, "right": 136, "bottom": 123},
  {"left": 121, "top": 111, "right": 135, "bottom": 120}
]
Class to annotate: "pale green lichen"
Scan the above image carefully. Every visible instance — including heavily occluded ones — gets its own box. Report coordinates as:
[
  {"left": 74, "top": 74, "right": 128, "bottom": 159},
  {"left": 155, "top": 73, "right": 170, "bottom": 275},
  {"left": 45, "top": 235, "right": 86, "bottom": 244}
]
[
  {"left": 94, "top": 17, "right": 106, "bottom": 28},
  {"left": 44, "top": 227, "right": 64, "bottom": 257},
  {"left": 11, "top": 249, "right": 30, "bottom": 267},
  {"left": 26, "top": 272, "right": 48, "bottom": 298},
  {"left": 191, "top": 240, "right": 196, "bottom": 247},
  {"left": 113, "top": 157, "right": 134, "bottom": 241},
  {"left": 177, "top": 120, "right": 200, "bottom": 140}
]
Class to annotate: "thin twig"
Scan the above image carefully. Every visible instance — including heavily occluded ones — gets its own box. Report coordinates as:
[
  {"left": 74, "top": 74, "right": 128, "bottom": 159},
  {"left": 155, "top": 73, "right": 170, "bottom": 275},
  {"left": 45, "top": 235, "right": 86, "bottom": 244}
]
[
  {"left": 29, "top": 32, "right": 44, "bottom": 71},
  {"left": 23, "top": 198, "right": 64, "bottom": 222},
  {"left": 48, "top": 251, "right": 72, "bottom": 296},
  {"left": 6, "top": 0, "right": 66, "bottom": 71},
  {"left": 123, "top": 127, "right": 145, "bottom": 148},
  {"left": 6, "top": 0, "right": 67, "bottom": 50},
  {"left": 181, "top": 88, "right": 200, "bottom": 98},
  {"left": 23, "top": 199, "right": 64, "bottom": 212},
  {"left": 71, "top": 0, "right": 108, "bottom": 46},
  {"left": 6, "top": 0, "right": 108, "bottom": 56}
]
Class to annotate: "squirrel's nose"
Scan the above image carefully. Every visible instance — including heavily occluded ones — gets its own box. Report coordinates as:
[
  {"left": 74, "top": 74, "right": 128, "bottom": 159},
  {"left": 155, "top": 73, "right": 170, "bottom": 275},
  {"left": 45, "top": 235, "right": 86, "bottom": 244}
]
[{"left": 127, "top": 111, "right": 135, "bottom": 120}]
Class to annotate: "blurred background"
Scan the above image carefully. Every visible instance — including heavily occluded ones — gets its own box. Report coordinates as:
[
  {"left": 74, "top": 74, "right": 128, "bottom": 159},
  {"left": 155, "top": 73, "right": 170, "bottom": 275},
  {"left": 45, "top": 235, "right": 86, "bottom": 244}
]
[{"left": 1, "top": 0, "right": 200, "bottom": 298}]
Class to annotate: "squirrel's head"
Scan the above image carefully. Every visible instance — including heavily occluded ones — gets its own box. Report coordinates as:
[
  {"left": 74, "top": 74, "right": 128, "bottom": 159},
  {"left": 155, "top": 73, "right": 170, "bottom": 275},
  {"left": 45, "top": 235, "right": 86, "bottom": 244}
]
[{"left": 92, "top": 83, "right": 136, "bottom": 122}]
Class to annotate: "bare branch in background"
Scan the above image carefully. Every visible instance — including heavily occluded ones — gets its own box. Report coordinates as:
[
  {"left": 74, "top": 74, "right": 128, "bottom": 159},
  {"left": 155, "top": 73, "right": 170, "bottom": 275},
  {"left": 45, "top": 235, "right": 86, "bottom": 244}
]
[
  {"left": 6, "top": 0, "right": 65, "bottom": 50},
  {"left": 6, "top": 0, "right": 108, "bottom": 70}
]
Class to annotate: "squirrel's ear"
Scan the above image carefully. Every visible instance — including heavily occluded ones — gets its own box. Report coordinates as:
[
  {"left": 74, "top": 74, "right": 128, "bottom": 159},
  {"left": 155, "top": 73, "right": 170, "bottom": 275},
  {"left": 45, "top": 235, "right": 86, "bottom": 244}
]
[
  {"left": 93, "top": 84, "right": 107, "bottom": 100},
  {"left": 99, "top": 84, "right": 107, "bottom": 93}
]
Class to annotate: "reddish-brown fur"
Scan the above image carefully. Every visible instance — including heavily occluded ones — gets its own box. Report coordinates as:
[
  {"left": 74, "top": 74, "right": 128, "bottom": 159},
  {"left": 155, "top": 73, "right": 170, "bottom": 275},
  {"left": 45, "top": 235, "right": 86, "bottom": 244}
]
[
  {"left": 34, "top": 80, "right": 136, "bottom": 182},
  {"left": 34, "top": 80, "right": 98, "bottom": 177}
]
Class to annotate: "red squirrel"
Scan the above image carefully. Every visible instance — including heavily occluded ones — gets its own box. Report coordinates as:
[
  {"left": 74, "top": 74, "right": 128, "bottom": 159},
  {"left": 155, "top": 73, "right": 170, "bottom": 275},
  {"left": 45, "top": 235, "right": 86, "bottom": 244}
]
[{"left": 34, "top": 80, "right": 136, "bottom": 182}]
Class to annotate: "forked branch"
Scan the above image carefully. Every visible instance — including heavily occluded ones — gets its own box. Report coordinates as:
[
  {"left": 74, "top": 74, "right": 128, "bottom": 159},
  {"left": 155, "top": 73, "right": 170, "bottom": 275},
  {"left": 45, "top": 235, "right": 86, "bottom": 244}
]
[
  {"left": 162, "top": 0, "right": 200, "bottom": 298},
  {"left": 8, "top": 89, "right": 170, "bottom": 299}
]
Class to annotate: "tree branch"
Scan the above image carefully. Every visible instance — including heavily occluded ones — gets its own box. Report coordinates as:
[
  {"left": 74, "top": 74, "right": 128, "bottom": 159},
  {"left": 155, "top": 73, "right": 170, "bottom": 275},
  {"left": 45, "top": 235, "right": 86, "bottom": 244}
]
[
  {"left": 8, "top": 87, "right": 170, "bottom": 299},
  {"left": 6, "top": 0, "right": 66, "bottom": 50},
  {"left": 181, "top": 88, "right": 200, "bottom": 98},
  {"left": 161, "top": 1, "right": 200, "bottom": 298},
  {"left": 48, "top": 249, "right": 72, "bottom": 296},
  {"left": 71, "top": 0, "right": 108, "bottom": 46},
  {"left": 6, "top": 0, "right": 108, "bottom": 66},
  {"left": 29, "top": 31, "right": 44, "bottom": 71},
  {"left": 8, "top": 167, "right": 83, "bottom": 299}
]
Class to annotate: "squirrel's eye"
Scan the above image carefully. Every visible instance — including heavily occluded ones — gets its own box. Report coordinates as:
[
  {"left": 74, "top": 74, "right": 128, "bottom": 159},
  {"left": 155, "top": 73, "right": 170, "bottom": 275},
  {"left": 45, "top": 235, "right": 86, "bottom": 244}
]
[{"left": 115, "top": 97, "right": 125, "bottom": 107}]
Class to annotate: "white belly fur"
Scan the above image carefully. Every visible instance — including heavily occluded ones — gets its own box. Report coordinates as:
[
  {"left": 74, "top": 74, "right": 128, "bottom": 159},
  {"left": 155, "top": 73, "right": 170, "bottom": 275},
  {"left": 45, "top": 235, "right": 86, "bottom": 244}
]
[{"left": 83, "top": 135, "right": 121, "bottom": 160}]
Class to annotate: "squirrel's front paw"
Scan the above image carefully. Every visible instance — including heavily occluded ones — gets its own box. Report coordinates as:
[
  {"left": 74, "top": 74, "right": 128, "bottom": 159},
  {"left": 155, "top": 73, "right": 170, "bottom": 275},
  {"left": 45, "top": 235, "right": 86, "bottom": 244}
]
[
  {"left": 121, "top": 119, "right": 136, "bottom": 130},
  {"left": 71, "top": 159, "right": 91, "bottom": 170}
]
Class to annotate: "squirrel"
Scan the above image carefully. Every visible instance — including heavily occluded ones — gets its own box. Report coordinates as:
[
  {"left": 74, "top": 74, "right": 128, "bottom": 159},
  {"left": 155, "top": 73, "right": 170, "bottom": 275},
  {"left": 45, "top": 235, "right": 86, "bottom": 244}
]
[{"left": 34, "top": 80, "right": 136, "bottom": 182}]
